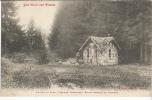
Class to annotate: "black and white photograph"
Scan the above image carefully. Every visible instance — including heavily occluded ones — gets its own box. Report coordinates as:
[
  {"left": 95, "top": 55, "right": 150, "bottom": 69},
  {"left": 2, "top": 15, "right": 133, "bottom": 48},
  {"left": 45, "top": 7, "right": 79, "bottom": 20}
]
[{"left": 0, "top": 0, "right": 152, "bottom": 96}]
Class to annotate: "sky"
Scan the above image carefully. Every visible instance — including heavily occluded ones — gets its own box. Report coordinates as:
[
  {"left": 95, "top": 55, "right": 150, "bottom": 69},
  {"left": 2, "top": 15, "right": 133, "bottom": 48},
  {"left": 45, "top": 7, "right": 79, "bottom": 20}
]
[{"left": 16, "top": 1, "right": 60, "bottom": 36}]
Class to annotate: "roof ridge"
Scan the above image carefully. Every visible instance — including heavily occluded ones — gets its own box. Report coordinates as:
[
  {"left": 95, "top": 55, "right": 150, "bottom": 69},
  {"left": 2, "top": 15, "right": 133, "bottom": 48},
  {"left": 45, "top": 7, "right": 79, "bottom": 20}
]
[
  {"left": 90, "top": 36, "right": 113, "bottom": 38},
  {"left": 78, "top": 36, "right": 120, "bottom": 52}
]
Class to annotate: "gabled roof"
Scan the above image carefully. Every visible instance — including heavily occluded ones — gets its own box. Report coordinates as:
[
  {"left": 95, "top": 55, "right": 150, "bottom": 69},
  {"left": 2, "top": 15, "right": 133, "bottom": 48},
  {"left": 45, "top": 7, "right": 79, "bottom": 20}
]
[{"left": 78, "top": 36, "right": 120, "bottom": 51}]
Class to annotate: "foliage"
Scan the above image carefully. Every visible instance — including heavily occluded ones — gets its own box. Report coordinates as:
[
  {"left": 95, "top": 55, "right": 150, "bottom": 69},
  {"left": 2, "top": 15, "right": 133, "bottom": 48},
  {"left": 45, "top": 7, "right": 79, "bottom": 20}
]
[
  {"left": 48, "top": 0, "right": 152, "bottom": 63},
  {"left": 1, "top": 1, "right": 27, "bottom": 54},
  {"left": 25, "top": 19, "right": 49, "bottom": 64},
  {"left": 1, "top": 1, "right": 49, "bottom": 64},
  {"left": 1, "top": 58, "right": 151, "bottom": 89},
  {"left": 1, "top": 57, "right": 17, "bottom": 88},
  {"left": 11, "top": 53, "right": 28, "bottom": 63}
]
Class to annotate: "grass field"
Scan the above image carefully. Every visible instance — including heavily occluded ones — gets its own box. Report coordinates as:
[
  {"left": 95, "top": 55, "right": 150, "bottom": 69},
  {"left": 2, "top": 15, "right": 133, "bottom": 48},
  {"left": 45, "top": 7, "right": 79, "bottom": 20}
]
[{"left": 1, "top": 57, "right": 151, "bottom": 89}]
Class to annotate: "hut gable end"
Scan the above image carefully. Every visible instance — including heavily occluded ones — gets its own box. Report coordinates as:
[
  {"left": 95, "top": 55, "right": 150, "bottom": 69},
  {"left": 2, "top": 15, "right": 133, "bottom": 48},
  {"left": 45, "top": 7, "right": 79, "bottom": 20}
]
[{"left": 78, "top": 36, "right": 119, "bottom": 65}]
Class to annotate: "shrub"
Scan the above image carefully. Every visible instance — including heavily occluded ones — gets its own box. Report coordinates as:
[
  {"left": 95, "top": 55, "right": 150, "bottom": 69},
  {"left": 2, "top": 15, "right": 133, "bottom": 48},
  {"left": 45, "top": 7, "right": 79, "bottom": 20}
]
[
  {"left": 119, "top": 71, "right": 151, "bottom": 89},
  {"left": 11, "top": 53, "right": 27, "bottom": 63},
  {"left": 13, "top": 71, "right": 51, "bottom": 88},
  {"left": 36, "top": 50, "right": 49, "bottom": 64},
  {"left": 1, "top": 57, "right": 17, "bottom": 88}
]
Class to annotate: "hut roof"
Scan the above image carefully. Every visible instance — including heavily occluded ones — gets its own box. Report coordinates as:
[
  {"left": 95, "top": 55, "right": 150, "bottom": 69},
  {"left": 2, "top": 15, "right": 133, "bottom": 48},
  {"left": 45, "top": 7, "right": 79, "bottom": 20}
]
[{"left": 79, "top": 36, "right": 120, "bottom": 52}]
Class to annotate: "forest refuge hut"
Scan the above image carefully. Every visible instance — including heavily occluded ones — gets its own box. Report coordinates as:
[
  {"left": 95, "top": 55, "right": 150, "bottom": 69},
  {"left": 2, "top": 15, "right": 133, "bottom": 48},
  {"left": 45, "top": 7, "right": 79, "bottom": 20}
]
[{"left": 77, "top": 36, "right": 120, "bottom": 65}]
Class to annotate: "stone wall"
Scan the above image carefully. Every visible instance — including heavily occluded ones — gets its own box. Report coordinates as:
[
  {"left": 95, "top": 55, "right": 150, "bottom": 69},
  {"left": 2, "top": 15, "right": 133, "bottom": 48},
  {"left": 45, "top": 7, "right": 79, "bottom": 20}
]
[
  {"left": 82, "top": 42, "right": 118, "bottom": 65},
  {"left": 97, "top": 43, "right": 118, "bottom": 65}
]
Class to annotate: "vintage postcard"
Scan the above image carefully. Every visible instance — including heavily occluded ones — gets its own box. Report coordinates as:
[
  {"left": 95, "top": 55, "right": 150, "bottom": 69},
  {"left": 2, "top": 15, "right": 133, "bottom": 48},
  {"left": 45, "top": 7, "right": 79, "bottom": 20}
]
[{"left": 0, "top": 0, "right": 152, "bottom": 96}]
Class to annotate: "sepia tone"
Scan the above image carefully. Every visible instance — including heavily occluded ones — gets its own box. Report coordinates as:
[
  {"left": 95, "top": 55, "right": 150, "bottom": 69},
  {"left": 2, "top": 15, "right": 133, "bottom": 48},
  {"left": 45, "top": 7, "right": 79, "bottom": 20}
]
[
  {"left": 77, "top": 36, "right": 119, "bottom": 65},
  {"left": 0, "top": 0, "right": 152, "bottom": 96}
]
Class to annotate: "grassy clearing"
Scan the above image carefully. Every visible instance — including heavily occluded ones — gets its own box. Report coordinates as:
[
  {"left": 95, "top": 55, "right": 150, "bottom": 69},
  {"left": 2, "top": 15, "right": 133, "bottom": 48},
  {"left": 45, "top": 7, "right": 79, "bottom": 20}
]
[{"left": 1, "top": 57, "right": 151, "bottom": 89}]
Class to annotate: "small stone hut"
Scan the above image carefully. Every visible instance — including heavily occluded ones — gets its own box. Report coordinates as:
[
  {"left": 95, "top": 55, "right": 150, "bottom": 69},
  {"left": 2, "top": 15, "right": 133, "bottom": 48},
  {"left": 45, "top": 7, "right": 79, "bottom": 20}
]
[{"left": 77, "top": 36, "right": 120, "bottom": 65}]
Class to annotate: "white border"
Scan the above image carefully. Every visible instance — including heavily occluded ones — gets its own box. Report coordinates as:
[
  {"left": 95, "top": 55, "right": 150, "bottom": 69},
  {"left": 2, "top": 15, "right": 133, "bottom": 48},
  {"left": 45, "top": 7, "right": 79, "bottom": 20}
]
[
  {"left": 0, "top": 97, "right": 151, "bottom": 100},
  {"left": 0, "top": 0, "right": 2, "bottom": 88},
  {"left": 0, "top": 1, "right": 151, "bottom": 99}
]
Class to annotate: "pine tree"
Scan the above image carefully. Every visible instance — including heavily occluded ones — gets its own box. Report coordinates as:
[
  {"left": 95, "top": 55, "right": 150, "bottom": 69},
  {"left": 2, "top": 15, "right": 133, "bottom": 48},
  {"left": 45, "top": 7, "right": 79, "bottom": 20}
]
[
  {"left": 1, "top": 1, "right": 25, "bottom": 54},
  {"left": 26, "top": 19, "right": 48, "bottom": 64},
  {"left": 49, "top": 0, "right": 152, "bottom": 64}
]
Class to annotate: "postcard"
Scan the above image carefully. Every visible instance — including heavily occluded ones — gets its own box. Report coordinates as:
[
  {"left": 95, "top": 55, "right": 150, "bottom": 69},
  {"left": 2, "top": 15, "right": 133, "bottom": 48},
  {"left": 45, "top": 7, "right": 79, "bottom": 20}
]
[{"left": 0, "top": 0, "right": 152, "bottom": 96}]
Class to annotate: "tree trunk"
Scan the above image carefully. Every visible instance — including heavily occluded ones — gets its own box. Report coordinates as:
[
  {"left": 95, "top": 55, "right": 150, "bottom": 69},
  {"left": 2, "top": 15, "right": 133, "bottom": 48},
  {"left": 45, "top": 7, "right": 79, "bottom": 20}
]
[
  {"left": 3, "top": 40, "right": 7, "bottom": 56},
  {"left": 140, "top": 44, "right": 144, "bottom": 64},
  {"left": 151, "top": 46, "right": 152, "bottom": 65},
  {"left": 144, "top": 44, "right": 148, "bottom": 64},
  {"left": 151, "top": 32, "right": 152, "bottom": 65}
]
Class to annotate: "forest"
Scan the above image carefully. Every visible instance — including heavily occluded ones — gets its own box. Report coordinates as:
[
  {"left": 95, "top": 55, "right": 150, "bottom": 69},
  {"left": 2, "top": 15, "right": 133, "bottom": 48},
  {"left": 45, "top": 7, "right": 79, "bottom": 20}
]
[
  {"left": 1, "top": 1, "right": 48, "bottom": 64},
  {"left": 49, "top": 0, "right": 152, "bottom": 64},
  {"left": 1, "top": 0, "right": 152, "bottom": 89},
  {"left": 2, "top": 0, "right": 152, "bottom": 65}
]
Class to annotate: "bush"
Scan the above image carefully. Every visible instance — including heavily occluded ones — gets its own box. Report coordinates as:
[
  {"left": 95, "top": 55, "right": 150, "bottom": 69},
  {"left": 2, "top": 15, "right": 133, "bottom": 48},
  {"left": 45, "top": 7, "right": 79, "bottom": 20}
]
[
  {"left": 119, "top": 71, "right": 151, "bottom": 89},
  {"left": 36, "top": 50, "right": 49, "bottom": 64},
  {"left": 1, "top": 57, "right": 17, "bottom": 88},
  {"left": 13, "top": 71, "right": 52, "bottom": 88},
  {"left": 9, "top": 53, "right": 38, "bottom": 64},
  {"left": 47, "top": 51, "right": 61, "bottom": 63},
  {"left": 11, "top": 53, "right": 27, "bottom": 63}
]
